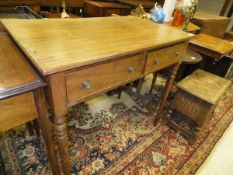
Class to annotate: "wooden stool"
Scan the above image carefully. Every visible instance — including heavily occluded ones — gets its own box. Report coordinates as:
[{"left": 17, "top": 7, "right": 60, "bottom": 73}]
[{"left": 167, "top": 69, "right": 231, "bottom": 144}]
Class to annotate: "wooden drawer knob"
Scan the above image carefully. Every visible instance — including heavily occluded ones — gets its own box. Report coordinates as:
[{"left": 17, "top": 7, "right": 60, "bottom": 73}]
[
  {"left": 154, "top": 59, "right": 160, "bottom": 64},
  {"left": 128, "top": 66, "right": 135, "bottom": 73},
  {"left": 82, "top": 80, "right": 91, "bottom": 89}
]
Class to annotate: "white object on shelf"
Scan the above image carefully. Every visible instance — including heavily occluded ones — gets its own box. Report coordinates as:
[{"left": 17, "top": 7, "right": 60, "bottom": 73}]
[{"left": 163, "top": 0, "right": 177, "bottom": 22}]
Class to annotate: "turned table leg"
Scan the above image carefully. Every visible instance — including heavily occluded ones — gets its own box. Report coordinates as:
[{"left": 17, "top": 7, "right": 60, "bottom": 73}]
[
  {"left": 54, "top": 114, "right": 71, "bottom": 175},
  {"left": 46, "top": 73, "right": 71, "bottom": 175},
  {"left": 154, "top": 63, "right": 180, "bottom": 125},
  {"left": 33, "top": 88, "right": 60, "bottom": 175}
]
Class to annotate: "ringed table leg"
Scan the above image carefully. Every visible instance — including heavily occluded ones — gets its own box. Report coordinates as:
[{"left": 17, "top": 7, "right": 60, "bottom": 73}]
[
  {"left": 46, "top": 73, "right": 71, "bottom": 175},
  {"left": 33, "top": 88, "right": 61, "bottom": 175},
  {"left": 53, "top": 114, "right": 70, "bottom": 175},
  {"left": 154, "top": 63, "right": 180, "bottom": 125}
]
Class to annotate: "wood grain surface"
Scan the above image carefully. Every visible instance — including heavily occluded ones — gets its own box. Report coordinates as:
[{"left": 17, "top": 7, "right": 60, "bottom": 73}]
[
  {"left": 145, "top": 42, "right": 186, "bottom": 74},
  {"left": 165, "top": 22, "right": 200, "bottom": 34},
  {"left": 66, "top": 53, "right": 145, "bottom": 106},
  {"left": 0, "top": 0, "right": 40, "bottom": 5},
  {"left": 189, "top": 34, "right": 233, "bottom": 60},
  {"left": 0, "top": 92, "right": 37, "bottom": 132},
  {"left": 176, "top": 69, "right": 231, "bottom": 104},
  {"left": 0, "top": 32, "right": 41, "bottom": 96},
  {"left": 2, "top": 16, "right": 191, "bottom": 75}
]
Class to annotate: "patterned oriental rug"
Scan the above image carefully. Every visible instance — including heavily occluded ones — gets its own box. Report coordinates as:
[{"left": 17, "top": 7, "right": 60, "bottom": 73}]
[{"left": 0, "top": 76, "right": 232, "bottom": 175}]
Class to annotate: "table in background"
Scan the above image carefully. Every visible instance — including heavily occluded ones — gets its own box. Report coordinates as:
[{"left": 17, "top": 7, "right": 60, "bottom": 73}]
[
  {"left": 0, "top": 6, "right": 42, "bottom": 32},
  {"left": 0, "top": 0, "right": 40, "bottom": 13},
  {"left": 189, "top": 34, "right": 233, "bottom": 77},
  {"left": 2, "top": 16, "right": 192, "bottom": 174},
  {"left": 189, "top": 34, "right": 233, "bottom": 61},
  {"left": 118, "top": 0, "right": 156, "bottom": 12},
  {"left": 0, "top": 32, "right": 60, "bottom": 175},
  {"left": 84, "top": 0, "right": 131, "bottom": 17}
]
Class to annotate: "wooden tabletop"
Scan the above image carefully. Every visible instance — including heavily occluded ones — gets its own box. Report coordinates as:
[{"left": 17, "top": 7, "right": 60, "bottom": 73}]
[
  {"left": 84, "top": 0, "right": 131, "bottom": 8},
  {"left": 184, "top": 22, "right": 200, "bottom": 34},
  {"left": 2, "top": 16, "right": 191, "bottom": 76},
  {"left": 164, "top": 22, "right": 200, "bottom": 34},
  {"left": 177, "top": 69, "right": 231, "bottom": 104},
  {"left": 0, "top": 32, "right": 45, "bottom": 99},
  {"left": 190, "top": 34, "right": 233, "bottom": 57}
]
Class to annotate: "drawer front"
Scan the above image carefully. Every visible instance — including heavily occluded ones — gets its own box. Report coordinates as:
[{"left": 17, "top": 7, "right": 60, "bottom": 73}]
[
  {"left": 0, "top": 92, "right": 37, "bottom": 132},
  {"left": 66, "top": 54, "right": 145, "bottom": 105},
  {"left": 145, "top": 43, "right": 187, "bottom": 74}
]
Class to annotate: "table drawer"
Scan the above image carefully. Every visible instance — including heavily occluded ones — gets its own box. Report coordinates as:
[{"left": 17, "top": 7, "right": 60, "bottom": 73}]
[
  {"left": 66, "top": 54, "right": 145, "bottom": 105},
  {"left": 145, "top": 43, "right": 186, "bottom": 74},
  {"left": 0, "top": 92, "right": 37, "bottom": 132}
]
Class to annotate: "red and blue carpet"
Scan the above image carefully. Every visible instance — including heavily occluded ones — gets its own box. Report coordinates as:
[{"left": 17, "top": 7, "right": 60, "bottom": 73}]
[{"left": 0, "top": 84, "right": 232, "bottom": 175}]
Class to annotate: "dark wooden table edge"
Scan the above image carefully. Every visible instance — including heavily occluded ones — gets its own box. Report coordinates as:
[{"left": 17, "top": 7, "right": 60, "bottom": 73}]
[
  {"left": 0, "top": 80, "right": 46, "bottom": 100},
  {"left": 189, "top": 40, "right": 233, "bottom": 56}
]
